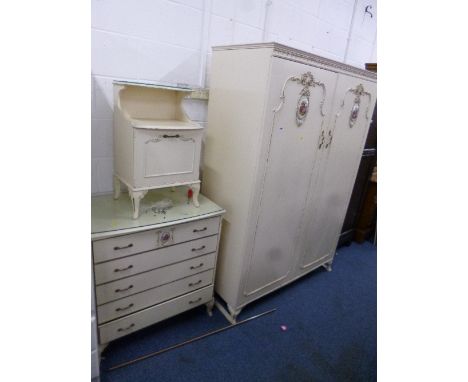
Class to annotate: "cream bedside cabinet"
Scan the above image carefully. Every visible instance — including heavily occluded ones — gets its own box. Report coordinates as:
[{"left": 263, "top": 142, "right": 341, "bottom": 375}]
[
  {"left": 113, "top": 81, "right": 204, "bottom": 219},
  {"left": 91, "top": 187, "right": 225, "bottom": 352}
]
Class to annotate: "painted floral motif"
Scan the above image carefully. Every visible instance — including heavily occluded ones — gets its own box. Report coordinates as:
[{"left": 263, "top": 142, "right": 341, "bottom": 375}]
[
  {"left": 299, "top": 100, "right": 308, "bottom": 116},
  {"left": 347, "top": 84, "right": 371, "bottom": 128},
  {"left": 273, "top": 71, "right": 326, "bottom": 126},
  {"left": 350, "top": 101, "right": 360, "bottom": 126},
  {"left": 296, "top": 95, "right": 310, "bottom": 126}
]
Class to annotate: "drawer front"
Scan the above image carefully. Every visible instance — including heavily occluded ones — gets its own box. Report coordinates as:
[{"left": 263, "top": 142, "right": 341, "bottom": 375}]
[
  {"left": 94, "top": 235, "right": 218, "bottom": 285},
  {"left": 93, "top": 216, "right": 220, "bottom": 263},
  {"left": 95, "top": 253, "right": 216, "bottom": 305},
  {"left": 99, "top": 285, "right": 214, "bottom": 343},
  {"left": 97, "top": 269, "right": 214, "bottom": 324}
]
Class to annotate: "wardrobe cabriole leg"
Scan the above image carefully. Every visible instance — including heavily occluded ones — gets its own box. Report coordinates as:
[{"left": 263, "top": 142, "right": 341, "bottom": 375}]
[
  {"left": 228, "top": 305, "right": 242, "bottom": 324},
  {"left": 323, "top": 262, "right": 333, "bottom": 272}
]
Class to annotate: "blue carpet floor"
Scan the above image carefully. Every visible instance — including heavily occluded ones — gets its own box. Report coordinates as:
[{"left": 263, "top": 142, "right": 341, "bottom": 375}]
[{"left": 99, "top": 242, "right": 376, "bottom": 382}]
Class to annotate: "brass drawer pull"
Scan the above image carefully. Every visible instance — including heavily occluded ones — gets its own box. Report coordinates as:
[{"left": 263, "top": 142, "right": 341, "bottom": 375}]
[
  {"left": 114, "top": 264, "right": 133, "bottom": 272},
  {"left": 115, "top": 303, "right": 134, "bottom": 312},
  {"left": 189, "top": 280, "right": 202, "bottom": 287},
  {"left": 190, "top": 263, "right": 204, "bottom": 270},
  {"left": 113, "top": 243, "right": 133, "bottom": 251},
  {"left": 191, "top": 245, "right": 206, "bottom": 252},
  {"left": 193, "top": 227, "right": 207, "bottom": 233},
  {"left": 189, "top": 297, "right": 202, "bottom": 304},
  {"left": 115, "top": 285, "right": 134, "bottom": 293},
  {"left": 117, "top": 323, "right": 135, "bottom": 332}
]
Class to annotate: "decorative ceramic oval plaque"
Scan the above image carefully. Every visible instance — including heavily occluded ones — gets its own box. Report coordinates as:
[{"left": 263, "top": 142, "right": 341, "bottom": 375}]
[
  {"left": 349, "top": 101, "right": 360, "bottom": 127},
  {"left": 296, "top": 95, "right": 309, "bottom": 126}
]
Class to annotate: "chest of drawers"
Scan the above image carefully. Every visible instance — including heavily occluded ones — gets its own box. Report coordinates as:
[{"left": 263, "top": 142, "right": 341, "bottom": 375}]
[{"left": 92, "top": 187, "right": 225, "bottom": 347}]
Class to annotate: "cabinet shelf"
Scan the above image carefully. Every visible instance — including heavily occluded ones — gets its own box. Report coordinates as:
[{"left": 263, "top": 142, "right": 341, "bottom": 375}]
[{"left": 130, "top": 119, "right": 202, "bottom": 130}]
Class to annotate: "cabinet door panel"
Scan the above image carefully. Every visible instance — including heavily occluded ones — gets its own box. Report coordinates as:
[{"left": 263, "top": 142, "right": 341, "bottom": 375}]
[
  {"left": 133, "top": 129, "right": 201, "bottom": 188},
  {"left": 298, "top": 75, "right": 376, "bottom": 268},
  {"left": 243, "top": 58, "right": 338, "bottom": 295}
]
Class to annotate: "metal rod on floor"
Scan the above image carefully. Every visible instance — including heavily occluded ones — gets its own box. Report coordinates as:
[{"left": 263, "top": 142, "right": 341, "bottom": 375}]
[{"left": 107, "top": 308, "right": 277, "bottom": 371}]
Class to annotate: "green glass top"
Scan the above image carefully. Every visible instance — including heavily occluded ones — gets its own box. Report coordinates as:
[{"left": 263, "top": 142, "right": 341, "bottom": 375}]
[
  {"left": 113, "top": 80, "right": 195, "bottom": 92},
  {"left": 92, "top": 187, "right": 225, "bottom": 237}
]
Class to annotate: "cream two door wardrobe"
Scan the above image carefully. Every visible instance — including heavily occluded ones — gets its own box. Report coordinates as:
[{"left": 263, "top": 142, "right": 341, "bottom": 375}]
[{"left": 202, "top": 43, "right": 377, "bottom": 323}]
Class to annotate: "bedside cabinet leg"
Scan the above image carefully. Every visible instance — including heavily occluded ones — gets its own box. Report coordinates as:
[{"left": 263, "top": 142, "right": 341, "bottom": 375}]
[
  {"left": 113, "top": 176, "right": 121, "bottom": 200},
  {"left": 191, "top": 183, "right": 200, "bottom": 207},
  {"left": 129, "top": 190, "right": 147, "bottom": 219},
  {"left": 206, "top": 299, "right": 215, "bottom": 317}
]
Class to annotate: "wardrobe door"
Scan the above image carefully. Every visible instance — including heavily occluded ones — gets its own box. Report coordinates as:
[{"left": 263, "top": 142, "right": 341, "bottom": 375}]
[
  {"left": 243, "top": 57, "right": 337, "bottom": 296},
  {"left": 298, "top": 74, "right": 376, "bottom": 269}
]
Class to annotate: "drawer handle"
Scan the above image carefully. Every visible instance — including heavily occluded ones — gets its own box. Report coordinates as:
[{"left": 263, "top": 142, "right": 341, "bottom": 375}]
[
  {"left": 113, "top": 243, "right": 133, "bottom": 251},
  {"left": 189, "top": 297, "right": 202, "bottom": 304},
  {"left": 189, "top": 280, "right": 202, "bottom": 287},
  {"left": 114, "top": 264, "right": 133, "bottom": 272},
  {"left": 117, "top": 323, "right": 135, "bottom": 332},
  {"left": 190, "top": 263, "right": 204, "bottom": 270},
  {"left": 193, "top": 227, "right": 207, "bottom": 233},
  {"left": 115, "top": 303, "right": 134, "bottom": 312},
  {"left": 163, "top": 134, "right": 180, "bottom": 138},
  {"left": 191, "top": 245, "right": 206, "bottom": 252},
  {"left": 115, "top": 285, "right": 134, "bottom": 293}
]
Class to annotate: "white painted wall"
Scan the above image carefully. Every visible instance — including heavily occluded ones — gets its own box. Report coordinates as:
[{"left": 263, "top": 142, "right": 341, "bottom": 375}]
[{"left": 92, "top": 0, "right": 377, "bottom": 194}]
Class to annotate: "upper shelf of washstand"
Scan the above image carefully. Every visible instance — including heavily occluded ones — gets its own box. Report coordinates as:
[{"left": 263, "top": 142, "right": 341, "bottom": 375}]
[
  {"left": 130, "top": 119, "right": 203, "bottom": 130},
  {"left": 113, "top": 80, "right": 195, "bottom": 92}
]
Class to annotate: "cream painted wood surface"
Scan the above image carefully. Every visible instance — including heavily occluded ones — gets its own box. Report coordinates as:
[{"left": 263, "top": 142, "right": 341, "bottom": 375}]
[
  {"left": 113, "top": 82, "right": 204, "bottom": 218},
  {"left": 94, "top": 235, "right": 218, "bottom": 285},
  {"left": 93, "top": 214, "right": 220, "bottom": 263},
  {"left": 99, "top": 285, "right": 214, "bottom": 344},
  {"left": 96, "top": 252, "right": 216, "bottom": 305},
  {"left": 297, "top": 75, "right": 376, "bottom": 271},
  {"left": 202, "top": 47, "right": 274, "bottom": 308},
  {"left": 133, "top": 128, "right": 202, "bottom": 189},
  {"left": 91, "top": 191, "right": 224, "bottom": 345},
  {"left": 203, "top": 43, "right": 376, "bottom": 321},
  {"left": 243, "top": 57, "right": 338, "bottom": 296},
  {"left": 97, "top": 270, "right": 214, "bottom": 324}
]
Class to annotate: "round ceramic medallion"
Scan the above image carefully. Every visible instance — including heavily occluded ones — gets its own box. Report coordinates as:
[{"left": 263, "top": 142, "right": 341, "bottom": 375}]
[{"left": 159, "top": 230, "right": 172, "bottom": 245}]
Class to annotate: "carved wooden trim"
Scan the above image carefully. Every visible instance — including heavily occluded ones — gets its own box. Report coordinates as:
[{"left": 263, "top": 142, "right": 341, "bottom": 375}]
[
  {"left": 213, "top": 42, "right": 377, "bottom": 81},
  {"left": 273, "top": 71, "right": 326, "bottom": 127}
]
